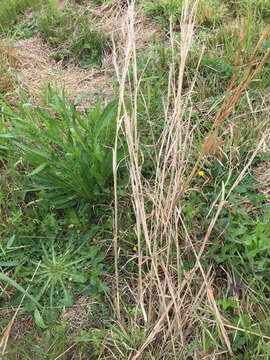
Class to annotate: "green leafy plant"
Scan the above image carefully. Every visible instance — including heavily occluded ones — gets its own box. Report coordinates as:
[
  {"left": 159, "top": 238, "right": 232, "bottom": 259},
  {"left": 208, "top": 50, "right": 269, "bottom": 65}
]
[
  {"left": 11, "top": 14, "right": 39, "bottom": 40},
  {"left": 228, "top": 207, "right": 270, "bottom": 272},
  {"left": 11, "top": 230, "right": 108, "bottom": 312},
  {"left": 70, "top": 18, "right": 109, "bottom": 68},
  {"left": 38, "top": 2, "right": 67, "bottom": 46},
  {"left": 6, "top": 316, "right": 72, "bottom": 359},
  {"left": 208, "top": 204, "right": 270, "bottom": 277},
  {"left": 142, "top": 0, "right": 182, "bottom": 30},
  {"left": 0, "top": 234, "right": 20, "bottom": 268},
  {"left": 143, "top": 0, "right": 228, "bottom": 31},
  {"left": 0, "top": 86, "right": 127, "bottom": 209},
  {"left": 201, "top": 54, "right": 234, "bottom": 80},
  {"left": 196, "top": 0, "right": 229, "bottom": 28},
  {"left": 0, "top": 272, "right": 42, "bottom": 308},
  {"left": 38, "top": 3, "right": 109, "bottom": 67},
  {"left": 0, "top": 0, "right": 43, "bottom": 30}
]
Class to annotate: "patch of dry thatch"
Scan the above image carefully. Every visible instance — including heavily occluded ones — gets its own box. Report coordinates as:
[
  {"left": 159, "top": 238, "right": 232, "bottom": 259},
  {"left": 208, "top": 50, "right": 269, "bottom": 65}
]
[
  {"left": 12, "top": 36, "right": 114, "bottom": 111},
  {"left": 3, "top": 0, "right": 161, "bottom": 112}
]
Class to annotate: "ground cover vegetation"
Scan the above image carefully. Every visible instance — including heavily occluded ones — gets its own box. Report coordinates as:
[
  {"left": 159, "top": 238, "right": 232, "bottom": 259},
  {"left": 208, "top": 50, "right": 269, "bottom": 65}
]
[{"left": 0, "top": 0, "right": 270, "bottom": 359}]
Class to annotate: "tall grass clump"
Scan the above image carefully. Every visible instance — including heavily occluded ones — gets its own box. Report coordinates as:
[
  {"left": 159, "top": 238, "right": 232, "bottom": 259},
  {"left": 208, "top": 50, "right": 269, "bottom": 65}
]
[
  {"left": 0, "top": 0, "right": 44, "bottom": 30},
  {"left": 110, "top": 1, "right": 270, "bottom": 358},
  {"left": 0, "top": 86, "right": 126, "bottom": 209},
  {"left": 38, "top": 1, "right": 110, "bottom": 67}
]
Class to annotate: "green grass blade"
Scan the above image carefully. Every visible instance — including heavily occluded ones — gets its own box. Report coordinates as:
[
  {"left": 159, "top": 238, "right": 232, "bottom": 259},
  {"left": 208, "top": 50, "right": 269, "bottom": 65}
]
[
  {"left": 95, "top": 99, "right": 118, "bottom": 138},
  {"left": 0, "top": 273, "right": 42, "bottom": 309}
]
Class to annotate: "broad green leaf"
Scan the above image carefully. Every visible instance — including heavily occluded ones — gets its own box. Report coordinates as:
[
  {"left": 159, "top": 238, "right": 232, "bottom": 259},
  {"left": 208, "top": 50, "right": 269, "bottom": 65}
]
[
  {"left": 62, "top": 288, "right": 73, "bottom": 307},
  {"left": 73, "top": 93, "right": 88, "bottom": 106},
  {"left": 50, "top": 195, "right": 77, "bottom": 208},
  {"left": 70, "top": 127, "right": 88, "bottom": 152},
  {"left": 217, "top": 299, "right": 237, "bottom": 311},
  {"left": 46, "top": 308, "right": 59, "bottom": 323},
  {"left": 69, "top": 272, "right": 87, "bottom": 283},
  {"left": 13, "top": 141, "right": 49, "bottom": 159},
  {"left": 0, "top": 133, "right": 15, "bottom": 138},
  {"left": 0, "top": 273, "right": 42, "bottom": 309},
  {"left": 0, "top": 261, "right": 18, "bottom": 266},
  {"left": 95, "top": 99, "right": 118, "bottom": 138},
  {"left": 34, "top": 309, "right": 47, "bottom": 329},
  {"left": 27, "top": 163, "right": 48, "bottom": 176},
  {"left": 7, "top": 234, "right": 16, "bottom": 248}
]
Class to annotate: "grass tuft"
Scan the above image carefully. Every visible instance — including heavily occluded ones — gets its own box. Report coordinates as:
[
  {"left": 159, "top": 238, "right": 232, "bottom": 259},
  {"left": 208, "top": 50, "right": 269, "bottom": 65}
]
[
  {"left": 38, "top": 2, "right": 110, "bottom": 67},
  {"left": 0, "top": 0, "right": 44, "bottom": 30},
  {"left": 0, "top": 86, "right": 126, "bottom": 209}
]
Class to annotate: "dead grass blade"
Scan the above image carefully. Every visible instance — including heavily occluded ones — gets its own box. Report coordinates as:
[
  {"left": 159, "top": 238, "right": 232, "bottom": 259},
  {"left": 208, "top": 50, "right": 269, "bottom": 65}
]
[
  {"left": 112, "top": 0, "right": 270, "bottom": 358},
  {"left": 0, "top": 262, "right": 41, "bottom": 356},
  {"left": 207, "top": 286, "right": 234, "bottom": 356},
  {"left": 172, "top": 26, "right": 270, "bottom": 211}
]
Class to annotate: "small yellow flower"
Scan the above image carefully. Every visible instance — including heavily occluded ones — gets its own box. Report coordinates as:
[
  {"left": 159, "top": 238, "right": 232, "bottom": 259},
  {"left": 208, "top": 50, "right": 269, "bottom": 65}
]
[
  {"left": 133, "top": 246, "right": 137, "bottom": 251},
  {"left": 198, "top": 170, "right": 205, "bottom": 177}
]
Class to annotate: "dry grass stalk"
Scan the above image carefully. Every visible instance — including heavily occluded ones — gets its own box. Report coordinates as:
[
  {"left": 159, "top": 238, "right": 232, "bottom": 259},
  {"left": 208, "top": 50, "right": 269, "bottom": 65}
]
[
  {"left": 207, "top": 286, "right": 233, "bottom": 356},
  {"left": 112, "top": 0, "right": 270, "bottom": 358},
  {"left": 114, "top": 0, "right": 201, "bottom": 356},
  {"left": 172, "top": 26, "right": 270, "bottom": 211},
  {"left": 212, "top": 321, "right": 270, "bottom": 341},
  {"left": 112, "top": 2, "right": 137, "bottom": 321},
  {"left": 0, "top": 262, "right": 40, "bottom": 356}
]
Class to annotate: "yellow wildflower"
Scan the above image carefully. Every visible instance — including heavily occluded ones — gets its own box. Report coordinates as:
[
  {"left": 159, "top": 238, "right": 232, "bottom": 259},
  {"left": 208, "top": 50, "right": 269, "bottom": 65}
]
[
  {"left": 133, "top": 246, "right": 137, "bottom": 251},
  {"left": 198, "top": 170, "right": 205, "bottom": 176}
]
